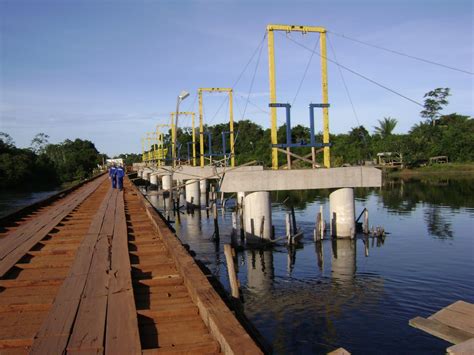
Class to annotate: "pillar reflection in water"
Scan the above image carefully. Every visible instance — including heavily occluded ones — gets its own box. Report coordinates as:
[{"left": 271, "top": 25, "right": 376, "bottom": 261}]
[
  {"left": 331, "top": 238, "right": 356, "bottom": 281},
  {"left": 315, "top": 241, "right": 324, "bottom": 271},
  {"left": 183, "top": 208, "right": 202, "bottom": 237},
  {"left": 148, "top": 194, "right": 159, "bottom": 208},
  {"left": 246, "top": 249, "right": 274, "bottom": 296}
]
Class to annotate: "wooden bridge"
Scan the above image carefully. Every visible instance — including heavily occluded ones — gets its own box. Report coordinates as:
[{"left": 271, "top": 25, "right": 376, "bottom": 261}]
[{"left": 0, "top": 174, "right": 262, "bottom": 354}]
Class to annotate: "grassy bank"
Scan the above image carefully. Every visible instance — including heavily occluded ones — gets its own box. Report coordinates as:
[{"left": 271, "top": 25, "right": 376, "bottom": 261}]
[{"left": 388, "top": 163, "right": 474, "bottom": 178}]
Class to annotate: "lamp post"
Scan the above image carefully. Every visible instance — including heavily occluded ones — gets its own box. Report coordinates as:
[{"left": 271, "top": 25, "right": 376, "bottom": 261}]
[{"left": 173, "top": 90, "right": 190, "bottom": 167}]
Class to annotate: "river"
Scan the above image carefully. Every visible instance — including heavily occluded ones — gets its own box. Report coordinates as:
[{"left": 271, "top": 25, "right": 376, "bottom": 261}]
[
  {"left": 0, "top": 188, "right": 61, "bottom": 218},
  {"left": 143, "top": 176, "right": 474, "bottom": 354}
]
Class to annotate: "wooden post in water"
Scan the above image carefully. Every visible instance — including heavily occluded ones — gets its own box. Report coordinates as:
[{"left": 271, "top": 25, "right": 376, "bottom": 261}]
[
  {"left": 239, "top": 196, "right": 245, "bottom": 241},
  {"left": 320, "top": 205, "right": 325, "bottom": 239},
  {"left": 223, "top": 244, "right": 239, "bottom": 299},
  {"left": 363, "top": 209, "right": 369, "bottom": 234},
  {"left": 213, "top": 202, "right": 219, "bottom": 240},
  {"left": 286, "top": 213, "right": 292, "bottom": 245},
  {"left": 259, "top": 216, "right": 265, "bottom": 239},
  {"left": 314, "top": 211, "right": 321, "bottom": 241},
  {"left": 290, "top": 206, "right": 297, "bottom": 235}
]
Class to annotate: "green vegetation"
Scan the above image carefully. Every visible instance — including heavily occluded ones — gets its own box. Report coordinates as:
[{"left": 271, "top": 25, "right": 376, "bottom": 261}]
[
  {"left": 168, "top": 88, "right": 473, "bottom": 169},
  {"left": 171, "top": 114, "right": 472, "bottom": 168},
  {"left": 165, "top": 89, "right": 472, "bottom": 169},
  {"left": 0, "top": 133, "right": 102, "bottom": 190}
]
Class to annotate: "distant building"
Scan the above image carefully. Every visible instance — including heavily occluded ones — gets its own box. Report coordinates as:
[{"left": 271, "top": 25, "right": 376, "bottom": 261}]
[
  {"left": 106, "top": 158, "right": 124, "bottom": 166},
  {"left": 376, "top": 152, "right": 403, "bottom": 167}
]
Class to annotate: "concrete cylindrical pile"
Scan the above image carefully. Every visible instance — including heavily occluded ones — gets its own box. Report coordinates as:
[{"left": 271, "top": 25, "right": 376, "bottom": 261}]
[
  {"left": 329, "top": 188, "right": 355, "bottom": 238},
  {"left": 150, "top": 173, "right": 159, "bottom": 187},
  {"left": 162, "top": 173, "right": 173, "bottom": 191},
  {"left": 185, "top": 179, "right": 200, "bottom": 207},
  {"left": 199, "top": 179, "right": 208, "bottom": 194},
  {"left": 243, "top": 191, "right": 272, "bottom": 240},
  {"left": 142, "top": 169, "right": 152, "bottom": 181}
]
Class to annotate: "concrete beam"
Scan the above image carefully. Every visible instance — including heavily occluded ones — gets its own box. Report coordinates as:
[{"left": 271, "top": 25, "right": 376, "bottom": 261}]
[
  {"left": 152, "top": 165, "right": 264, "bottom": 181},
  {"left": 219, "top": 167, "right": 382, "bottom": 192}
]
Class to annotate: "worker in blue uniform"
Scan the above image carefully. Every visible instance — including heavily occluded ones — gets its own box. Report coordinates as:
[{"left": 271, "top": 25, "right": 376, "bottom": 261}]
[
  {"left": 116, "top": 165, "right": 125, "bottom": 191},
  {"left": 109, "top": 164, "right": 117, "bottom": 189}
]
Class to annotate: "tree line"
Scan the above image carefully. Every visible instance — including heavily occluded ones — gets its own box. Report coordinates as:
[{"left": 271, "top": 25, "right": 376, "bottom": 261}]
[{"left": 0, "top": 133, "right": 102, "bottom": 189}]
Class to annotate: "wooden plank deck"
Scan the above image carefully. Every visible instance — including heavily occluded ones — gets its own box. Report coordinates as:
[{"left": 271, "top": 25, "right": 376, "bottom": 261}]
[
  {"left": 0, "top": 175, "right": 262, "bottom": 354},
  {"left": 410, "top": 300, "right": 474, "bottom": 354}
]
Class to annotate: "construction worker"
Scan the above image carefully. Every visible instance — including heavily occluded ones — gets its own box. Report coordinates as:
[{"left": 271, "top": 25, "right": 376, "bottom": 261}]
[
  {"left": 109, "top": 163, "right": 117, "bottom": 189},
  {"left": 116, "top": 165, "right": 125, "bottom": 191}
]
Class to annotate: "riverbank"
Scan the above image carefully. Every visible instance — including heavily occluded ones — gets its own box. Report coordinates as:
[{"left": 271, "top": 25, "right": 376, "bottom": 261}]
[{"left": 388, "top": 163, "right": 474, "bottom": 178}]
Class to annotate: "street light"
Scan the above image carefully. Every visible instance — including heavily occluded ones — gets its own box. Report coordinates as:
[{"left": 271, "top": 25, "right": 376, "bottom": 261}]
[{"left": 173, "top": 90, "right": 190, "bottom": 167}]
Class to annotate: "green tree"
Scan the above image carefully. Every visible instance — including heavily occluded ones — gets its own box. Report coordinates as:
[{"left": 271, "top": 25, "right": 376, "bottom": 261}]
[
  {"left": 373, "top": 117, "right": 398, "bottom": 138},
  {"left": 30, "top": 133, "right": 50, "bottom": 154},
  {"left": 44, "top": 139, "right": 101, "bottom": 181},
  {"left": 0, "top": 132, "right": 15, "bottom": 148},
  {"left": 420, "top": 88, "right": 450, "bottom": 126}
]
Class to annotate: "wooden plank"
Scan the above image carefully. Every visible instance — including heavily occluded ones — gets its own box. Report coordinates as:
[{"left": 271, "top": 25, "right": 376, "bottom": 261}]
[
  {"left": 0, "top": 177, "right": 102, "bottom": 257},
  {"left": 66, "top": 190, "right": 118, "bottom": 352},
  {"left": 224, "top": 244, "right": 239, "bottom": 299},
  {"left": 430, "top": 307, "right": 474, "bottom": 335},
  {"left": 447, "top": 301, "right": 474, "bottom": 318},
  {"left": 447, "top": 338, "right": 474, "bottom": 355},
  {"left": 328, "top": 348, "right": 351, "bottom": 355},
  {"left": 30, "top": 187, "right": 114, "bottom": 354},
  {"left": 141, "top": 341, "right": 220, "bottom": 354},
  {"left": 105, "top": 190, "right": 141, "bottom": 355},
  {"left": 128, "top": 179, "right": 263, "bottom": 355},
  {"left": 409, "top": 316, "right": 473, "bottom": 344},
  {"left": 0, "top": 175, "right": 107, "bottom": 277}
]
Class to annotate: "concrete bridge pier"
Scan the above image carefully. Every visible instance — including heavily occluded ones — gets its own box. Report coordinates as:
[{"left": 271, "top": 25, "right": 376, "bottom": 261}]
[
  {"left": 162, "top": 173, "right": 173, "bottom": 192},
  {"left": 185, "top": 180, "right": 201, "bottom": 208},
  {"left": 150, "top": 173, "right": 159, "bottom": 188},
  {"left": 329, "top": 188, "right": 355, "bottom": 238},
  {"left": 143, "top": 168, "right": 153, "bottom": 182},
  {"left": 243, "top": 191, "right": 272, "bottom": 240},
  {"left": 200, "top": 179, "right": 208, "bottom": 195}
]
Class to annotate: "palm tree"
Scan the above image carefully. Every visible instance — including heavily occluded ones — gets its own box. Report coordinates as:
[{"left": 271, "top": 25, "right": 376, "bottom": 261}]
[{"left": 374, "top": 117, "right": 398, "bottom": 138}]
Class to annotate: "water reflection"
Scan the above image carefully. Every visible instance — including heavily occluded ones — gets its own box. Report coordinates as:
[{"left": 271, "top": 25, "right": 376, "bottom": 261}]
[
  {"left": 247, "top": 250, "right": 274, "bottom": 296},
  {"left": 273, "top": 177, "right": 474, "bottom": 213},
  {"left": 331, "top": 239, "right": 356, "bottom": 281},
  {"left": 424, "top": 206, "right": 454, "bottom": 239}
]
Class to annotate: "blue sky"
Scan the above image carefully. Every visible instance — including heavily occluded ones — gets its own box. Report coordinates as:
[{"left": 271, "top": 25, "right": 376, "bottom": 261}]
[{"left": 1, "top": 0, "right": 472, "bottom": 156}]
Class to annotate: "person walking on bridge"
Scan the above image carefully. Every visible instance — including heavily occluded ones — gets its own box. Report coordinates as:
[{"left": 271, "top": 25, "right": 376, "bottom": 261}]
[
  {"left": 116, "top": 165, "right": 125, "bottom": 191},
  {"left": 109, "top": 164, "right": 117, "bottom": 189}
]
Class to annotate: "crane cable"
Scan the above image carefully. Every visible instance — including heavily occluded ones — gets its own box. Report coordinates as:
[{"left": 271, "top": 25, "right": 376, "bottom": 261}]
[
  {"left": 328, "top": 30, "right": 473, "bottom": 75},
  {"left": 327, "top": 35, "right": 361, "bottom": 126},
  {"left": 242, "top": 33, "right": 265, "bottom": 120},
  {"left": 207, "top": 32, "right": 267, "bottom": 125},
  {"left": 279, "top": 32, "right": 424, "bottom": 107}
]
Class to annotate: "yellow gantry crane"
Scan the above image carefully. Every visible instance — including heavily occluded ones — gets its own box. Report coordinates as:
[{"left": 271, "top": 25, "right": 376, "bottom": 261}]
[
  {"left": 141, "top": 128, "right": 168, "bottom": 165},
  {"left": 267, "top": 24, "right": 331, "bottom": 169},
  {"left": 170, "top": 112, "right": 197, "bottom": 166},
  {"left": 198, "top": 88, "right": 235, "bottom": 168},
  {"left": 155, "top": 124, "right": 169, "bottom": 166}
]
